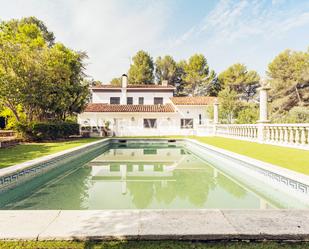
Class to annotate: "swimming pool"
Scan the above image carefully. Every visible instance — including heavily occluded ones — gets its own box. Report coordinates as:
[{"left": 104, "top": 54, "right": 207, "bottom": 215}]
[{"left": 0, "top": 139, "right": 308, "bottom": 209}]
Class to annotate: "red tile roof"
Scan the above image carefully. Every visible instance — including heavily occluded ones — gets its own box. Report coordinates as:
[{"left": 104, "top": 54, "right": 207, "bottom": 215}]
[
  {"left": 170, "top": 96, "right": 217, "bottom": 105},
  {"left": 84, "top": 103, "right": 175, "bottom": 113},
  {"left": 91, "top": 84, "right": 175, "bottom": 89}
]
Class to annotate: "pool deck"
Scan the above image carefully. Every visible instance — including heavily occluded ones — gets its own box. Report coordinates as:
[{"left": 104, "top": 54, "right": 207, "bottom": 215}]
[{"left": 1, "top": 210, "right": 309, "bottom": 241}]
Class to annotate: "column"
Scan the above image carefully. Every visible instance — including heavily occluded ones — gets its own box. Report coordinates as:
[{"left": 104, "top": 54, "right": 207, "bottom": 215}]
[
  {"left": 120, "top": 164, "right": 127, "bottom": 195},
  {"left": 213, "top": 99, "right": 219, "bottom": 124},
  {"left": 213, "top": 99, "right": 219, "bottom": 136},
  {"left": 257, "top": 82, "right": 271, "bottom": 143},
  {"left": 121, "top": 74, "right": 127, "bottom": 105}
]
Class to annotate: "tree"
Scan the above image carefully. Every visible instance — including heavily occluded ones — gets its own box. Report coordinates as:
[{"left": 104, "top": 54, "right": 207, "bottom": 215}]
[
  {"left": 0, "top": 17, "right": 89, "bottom": 123},
  {"left": 37, "top": 43, "right": 89, "bottom": 121},
  {"left": 203, "top": 70, "right": 221, "bottom": 96},
  {"left": 182, "top": 54, "right": 209, "bottom": 96},
  {"left": 110, "top": 77, "right": 121, "bottom": 85},
  {"left": 155, "top": 55, "right": 177, "bottom": 84},
  {"left": 174, "top": 60, "right": 187, "bottom": 96},
  {"left": 268, "top": 49, "right": 309, "bottom": 90},
  {"left": 180, "top": 54, "right": 220, "bottom": 96},
  {"left": 128, "top": 50, "right": 154, "bottom": 84},
  {"left": 218, "top": 87, "right": 241, "bottom": 123},
  {"left": 0, "top": 19, "right": 46, "bottom": 122},
  {"left": 21, "top": 16, "right": 55, "bottom": 46},
  {"left": 267, "top": 48, "right": 309, "bottom": 120},
  {"left": 218, "top": 63, "right": 260, "bottom": 101}
]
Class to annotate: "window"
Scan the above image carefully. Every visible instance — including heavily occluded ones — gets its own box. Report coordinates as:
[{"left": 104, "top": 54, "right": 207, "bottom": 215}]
[
  {"left": 181, "top": 119, "right": 193, "bottom": 129},
  {"left": 110, "top": 97, "right": 120, "bottom": 104},
  {"left": 154, "top": 97, "right": 163, "bottom": 105},
  {"left": 139, "top": 97, "right": 144, "bottom": 105},
  {"left": 110, "top": 165, "right": 120, "bottom": 172},
  {"left": 199, "top": 114, "right": 202, "bottom": 125},
  {"left": 127, "top": 97, "right": 133, "bottom": 105},
  {"left": 144, "top": 119, "right": 157, "bottom": 128},
  {"left": 143, "top": 149, "right": 157, "bottom": 155}
]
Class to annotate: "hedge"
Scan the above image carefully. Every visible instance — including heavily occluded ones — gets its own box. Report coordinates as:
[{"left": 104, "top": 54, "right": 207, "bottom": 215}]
[{"left": 17, "top": 121, "right": 80, "bottom": 141}]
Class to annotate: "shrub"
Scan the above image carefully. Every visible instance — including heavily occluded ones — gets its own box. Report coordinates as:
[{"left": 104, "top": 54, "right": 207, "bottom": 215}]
[
  {"left": 17, "top": 121, "right": 80, "bottom": 141},
  {"left": 271, "top": 106, "right": 309, "bottom": 123},
  {"left": 236, "top": 104, "right": 259, "bottom": 124},
  {"left": 285, "top": 106, "right": 309, "bottom": 123}
]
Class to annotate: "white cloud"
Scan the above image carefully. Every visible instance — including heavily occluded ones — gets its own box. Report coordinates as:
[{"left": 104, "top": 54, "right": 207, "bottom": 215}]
[
  {"left": 174, "top": 0, "right": 309, "bottom": 45},
  {"left": 169, "top": 0, "right": 309, "bottom": 76}
]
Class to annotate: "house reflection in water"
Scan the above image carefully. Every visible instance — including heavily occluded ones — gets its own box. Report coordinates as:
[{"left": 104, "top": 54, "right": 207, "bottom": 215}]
[
  {"left": 85, "top": 145, "right": 271, "bottom": 209},
  {"left": 88, "top": 146, "right": 189, "bottom": 195}
]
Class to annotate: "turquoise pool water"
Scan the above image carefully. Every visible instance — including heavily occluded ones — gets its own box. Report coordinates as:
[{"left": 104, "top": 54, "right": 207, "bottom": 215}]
[{"left": 0, "top": 142, "right": 307, "bottom": 209}]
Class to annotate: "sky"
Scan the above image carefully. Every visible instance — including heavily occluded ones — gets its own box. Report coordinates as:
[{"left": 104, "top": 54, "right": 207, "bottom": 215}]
[{"left": 0, "top": 0, "right": 309, "bottom": 82}]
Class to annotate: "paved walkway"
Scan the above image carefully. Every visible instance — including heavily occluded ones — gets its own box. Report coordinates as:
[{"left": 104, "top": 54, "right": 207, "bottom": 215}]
[{"left": 0, "top": 210, "right": 309, "bottom": 241}]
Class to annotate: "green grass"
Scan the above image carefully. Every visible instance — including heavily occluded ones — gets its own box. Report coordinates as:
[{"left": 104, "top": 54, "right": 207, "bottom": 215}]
[
  {"left": 192, "top": 136, "right": 309, "bottom": 176},
  {"left": 0, "top": 138, "right": 101, "bottom": 168},
  {"left": 0, "top": 241, "right": 308, "bottom": 249}
]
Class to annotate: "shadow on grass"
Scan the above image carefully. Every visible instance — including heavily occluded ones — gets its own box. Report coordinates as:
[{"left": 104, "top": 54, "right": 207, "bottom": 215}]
[
  {"left": 82, "top": 240, "right": 309, "bottom": 249},
  {"left": 0, "top": 240, "right": 309, "bottom": 249}
]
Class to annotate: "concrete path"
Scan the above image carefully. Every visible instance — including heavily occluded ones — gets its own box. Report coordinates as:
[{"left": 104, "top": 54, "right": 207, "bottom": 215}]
[{"left": 0, "top": 210, "right": 309, "bottom": 241}]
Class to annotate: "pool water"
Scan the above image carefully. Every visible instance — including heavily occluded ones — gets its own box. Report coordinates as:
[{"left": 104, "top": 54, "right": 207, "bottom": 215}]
[{"left": 0, "top": 143, "right": 307, "bottom": 209}]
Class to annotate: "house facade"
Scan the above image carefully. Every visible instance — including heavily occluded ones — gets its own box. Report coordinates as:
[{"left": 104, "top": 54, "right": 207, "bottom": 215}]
[{"left": 78, "top": 75, "right": 217, "bottom": 136}]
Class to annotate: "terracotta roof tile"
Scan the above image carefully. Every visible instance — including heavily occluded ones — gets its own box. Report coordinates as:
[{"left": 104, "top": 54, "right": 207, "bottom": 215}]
[
  {"left": 170, "top": 96, "right": 216, "bottom": 105},
  {"left": 91, "top": 84, "right": 175, "bottom": 89},
  {"left": 84, "top": 103, "right": 175, "bottom": 113}
]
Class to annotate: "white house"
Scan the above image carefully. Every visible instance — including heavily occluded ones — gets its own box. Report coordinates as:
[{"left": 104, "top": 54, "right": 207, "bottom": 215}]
[{"left": 78, "top": 74, "right": 217, "bottom": 136}]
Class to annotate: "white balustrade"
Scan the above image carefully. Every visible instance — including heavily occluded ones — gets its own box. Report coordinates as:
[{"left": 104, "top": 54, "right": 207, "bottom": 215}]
[{"left": 204, "top": 123, "right": 309, "bottom": 150}]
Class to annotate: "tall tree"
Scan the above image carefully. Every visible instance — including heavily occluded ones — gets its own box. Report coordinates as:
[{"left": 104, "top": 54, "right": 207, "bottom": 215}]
[
  {"left": 21, "top": 16, "right": 55, "bottom": 46},
  {"left": 267, "top": 48, "right": 309, "bottom": 121},
  {"left": 181, "top": 54, "right": 219, "bottom": 96},
  {"left": 174, "top": 60, "right": 186, "bottom": 96},
  {"left": 128, "top": 50, "right": 154, "bottom": 84},
  {"left": 0, "top": 17, "right": 89, "bottom": 123},
  {"left": 218, "top": 87, "right": 241, "bottom": 123},
  {"left": 218, "top": 63, "right": 260, "bottom": 101},
  {"left": 155, "top": 55, "right": 177, "bottom": 84}
]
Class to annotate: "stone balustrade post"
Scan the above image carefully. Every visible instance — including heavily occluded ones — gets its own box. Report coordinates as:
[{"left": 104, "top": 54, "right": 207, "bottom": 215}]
[
  {"left": 283, "top": 127, "right": 289, "bottom": 144},
  {"left": 301, "top": 127, "right": 306, "bottom": 145}
]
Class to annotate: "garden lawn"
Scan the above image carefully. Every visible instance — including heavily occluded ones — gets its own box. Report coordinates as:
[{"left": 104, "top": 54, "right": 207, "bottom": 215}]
[
  {"left": 0, "top": 138, "right": 101, "bottom": 169},
  {"left": 0, "top": 241, "right": 308, "bottom": 249},
  {"left": 193, "top": 136, "right": 309, "bottom": 176}
]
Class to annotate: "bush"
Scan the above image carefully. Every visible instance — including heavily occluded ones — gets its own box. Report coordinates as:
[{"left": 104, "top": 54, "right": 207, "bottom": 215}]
[
  {"left": 17, "top": 121, "right": 80, "bottom": 141},
  {"left": 236, "top": 104, "right": 259, "bottom": 124},
  {"left": 285, "top": 106, "right": 309, "bottom": 123},
  {"left": 271, "top": 106, "right": 309, "bottom": 123}
]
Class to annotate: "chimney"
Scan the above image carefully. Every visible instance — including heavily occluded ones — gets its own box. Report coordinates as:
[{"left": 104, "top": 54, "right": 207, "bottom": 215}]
[
  {"left": 121, "top": 74, "right": 128, "bottom": 88},
  {"left": 121, "top": 74, "right": 128, "bottom": 104},
  {"left": 162, "top": 80, "right": 168, "bottom": 86}
]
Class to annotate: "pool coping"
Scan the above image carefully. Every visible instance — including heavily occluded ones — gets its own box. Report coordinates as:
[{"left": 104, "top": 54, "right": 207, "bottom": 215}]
[{"left": 0, "top": 209, "right": 309, "bottom": 241}]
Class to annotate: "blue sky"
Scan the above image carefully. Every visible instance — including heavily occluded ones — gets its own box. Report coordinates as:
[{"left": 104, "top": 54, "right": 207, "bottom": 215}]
[{"left": 0, "top": 0, "right": 308, "bottom": 82}]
